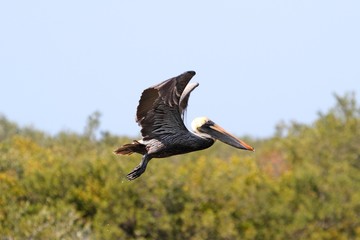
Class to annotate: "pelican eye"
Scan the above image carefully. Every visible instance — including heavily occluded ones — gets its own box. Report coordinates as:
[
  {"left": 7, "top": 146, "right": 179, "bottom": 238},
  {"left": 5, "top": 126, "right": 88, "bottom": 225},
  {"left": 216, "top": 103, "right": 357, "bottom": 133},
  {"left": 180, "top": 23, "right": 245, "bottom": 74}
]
[
  {"left": 191, "top": 117, "right": 213, "bottom": 133},
  {"left": 197, "top": 120, "right": 215, "bottom": 134},
  {"left": 203, "top": 120, "right": 215, "bottom": 127}
]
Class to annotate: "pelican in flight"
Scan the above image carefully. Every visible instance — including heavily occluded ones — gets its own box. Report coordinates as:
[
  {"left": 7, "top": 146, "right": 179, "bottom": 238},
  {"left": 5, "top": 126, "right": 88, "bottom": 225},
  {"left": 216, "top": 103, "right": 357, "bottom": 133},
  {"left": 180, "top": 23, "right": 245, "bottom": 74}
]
[{"left": 114, "top": 71, "right": 254, "bottom": 180}]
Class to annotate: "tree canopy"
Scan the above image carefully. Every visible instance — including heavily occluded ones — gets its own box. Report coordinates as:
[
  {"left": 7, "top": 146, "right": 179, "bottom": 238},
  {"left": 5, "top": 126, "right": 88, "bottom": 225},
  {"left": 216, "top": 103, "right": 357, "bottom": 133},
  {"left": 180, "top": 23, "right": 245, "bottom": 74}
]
[{"left": 0, "top": 93, "right": 359, "bottom": 239}]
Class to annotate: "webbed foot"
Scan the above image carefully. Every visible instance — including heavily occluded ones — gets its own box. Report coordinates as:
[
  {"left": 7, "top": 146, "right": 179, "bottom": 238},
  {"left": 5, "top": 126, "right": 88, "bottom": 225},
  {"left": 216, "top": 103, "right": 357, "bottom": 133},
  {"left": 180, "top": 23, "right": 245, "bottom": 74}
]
[{"left": 126, "top": 155, "right": 150, "bottom": 181}]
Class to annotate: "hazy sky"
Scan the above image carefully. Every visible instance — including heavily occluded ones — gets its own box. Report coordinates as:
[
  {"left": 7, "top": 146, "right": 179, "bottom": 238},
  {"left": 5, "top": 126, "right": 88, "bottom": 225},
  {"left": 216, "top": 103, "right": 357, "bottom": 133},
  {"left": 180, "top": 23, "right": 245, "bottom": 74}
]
[{"left": 1, "top": 1, "right": 359, "bottom": 138}]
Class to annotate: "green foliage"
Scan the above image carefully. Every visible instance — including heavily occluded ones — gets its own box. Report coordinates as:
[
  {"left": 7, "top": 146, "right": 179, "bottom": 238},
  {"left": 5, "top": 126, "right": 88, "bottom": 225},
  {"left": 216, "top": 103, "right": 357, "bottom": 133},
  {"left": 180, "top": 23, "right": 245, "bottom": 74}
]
[{"left": 0, "top": 93, "right": 359, "bottom": 239}]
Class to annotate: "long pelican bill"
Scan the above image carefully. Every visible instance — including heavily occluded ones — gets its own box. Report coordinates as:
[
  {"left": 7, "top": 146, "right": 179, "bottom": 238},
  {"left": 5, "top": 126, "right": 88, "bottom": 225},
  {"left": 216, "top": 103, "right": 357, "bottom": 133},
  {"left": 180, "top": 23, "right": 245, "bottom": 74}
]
[{"left": 202, "top": 123, "right": 255, "bottom": 151}]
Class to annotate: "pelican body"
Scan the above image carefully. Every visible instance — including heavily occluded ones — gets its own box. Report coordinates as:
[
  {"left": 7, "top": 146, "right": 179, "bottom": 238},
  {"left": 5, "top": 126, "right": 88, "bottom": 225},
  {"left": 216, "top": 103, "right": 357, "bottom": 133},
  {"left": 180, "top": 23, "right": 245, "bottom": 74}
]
[{"left": 114, "top": 71, "right": 254, "bottom": 180}]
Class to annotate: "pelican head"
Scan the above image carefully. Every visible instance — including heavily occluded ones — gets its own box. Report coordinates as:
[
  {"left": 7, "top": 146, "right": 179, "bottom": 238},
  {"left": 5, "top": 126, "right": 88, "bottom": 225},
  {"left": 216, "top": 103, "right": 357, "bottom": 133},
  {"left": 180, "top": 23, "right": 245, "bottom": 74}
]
[{"left": 191, "top": 117, "right": 254, "bottom": 151}]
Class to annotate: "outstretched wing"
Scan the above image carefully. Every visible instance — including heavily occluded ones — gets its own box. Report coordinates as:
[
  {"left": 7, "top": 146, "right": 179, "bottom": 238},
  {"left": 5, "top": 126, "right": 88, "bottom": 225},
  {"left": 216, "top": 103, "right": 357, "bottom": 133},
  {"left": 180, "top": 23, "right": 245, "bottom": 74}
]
[{"left": 136, "top": 71, "right": 197, "bottom": 140}]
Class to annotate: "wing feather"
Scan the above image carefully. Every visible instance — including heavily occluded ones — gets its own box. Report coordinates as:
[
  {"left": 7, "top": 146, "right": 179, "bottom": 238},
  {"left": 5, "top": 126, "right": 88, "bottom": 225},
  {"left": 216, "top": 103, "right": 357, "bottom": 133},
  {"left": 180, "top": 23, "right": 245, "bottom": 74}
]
[
  {"left": 135, "top": 71, "right": 197, "bottom": 140},
  {"left": 179, "top": 82, "right": 199, "bottom": 119}
]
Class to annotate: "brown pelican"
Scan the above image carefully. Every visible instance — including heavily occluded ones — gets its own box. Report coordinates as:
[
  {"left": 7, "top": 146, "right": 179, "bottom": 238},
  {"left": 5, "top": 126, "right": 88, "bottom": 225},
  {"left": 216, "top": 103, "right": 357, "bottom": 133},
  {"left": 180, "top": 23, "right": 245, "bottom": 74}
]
[{"left": 114, "top": 71, "right": 254, "bottom": 180}]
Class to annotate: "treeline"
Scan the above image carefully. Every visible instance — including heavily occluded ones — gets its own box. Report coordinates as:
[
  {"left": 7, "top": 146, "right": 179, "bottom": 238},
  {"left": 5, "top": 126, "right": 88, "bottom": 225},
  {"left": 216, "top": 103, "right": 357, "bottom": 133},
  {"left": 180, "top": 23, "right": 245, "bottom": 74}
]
[{"left": 0, "top": 93, "right": 359, "bottom": 239}]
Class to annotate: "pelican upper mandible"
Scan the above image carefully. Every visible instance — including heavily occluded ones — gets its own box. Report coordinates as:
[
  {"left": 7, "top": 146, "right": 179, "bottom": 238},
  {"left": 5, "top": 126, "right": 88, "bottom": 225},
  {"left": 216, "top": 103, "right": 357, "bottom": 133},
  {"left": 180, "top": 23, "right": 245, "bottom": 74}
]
[{"left": 114, "top": 71, "right": 254, "bottom": 180}]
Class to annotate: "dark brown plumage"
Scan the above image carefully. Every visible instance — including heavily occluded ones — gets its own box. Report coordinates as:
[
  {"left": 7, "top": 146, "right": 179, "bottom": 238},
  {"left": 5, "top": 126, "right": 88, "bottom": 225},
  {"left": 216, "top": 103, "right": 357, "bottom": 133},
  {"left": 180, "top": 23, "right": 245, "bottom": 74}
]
[{"left": 114, "top": 71, "right": 254, "bottom": 180}]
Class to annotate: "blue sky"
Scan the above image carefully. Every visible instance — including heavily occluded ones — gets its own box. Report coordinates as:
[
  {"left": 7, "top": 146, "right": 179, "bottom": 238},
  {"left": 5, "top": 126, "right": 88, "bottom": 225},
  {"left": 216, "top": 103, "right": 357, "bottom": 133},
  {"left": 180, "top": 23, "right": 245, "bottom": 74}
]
[{"left": 0, "top": 1, "right": 359, "bottom": 138}]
